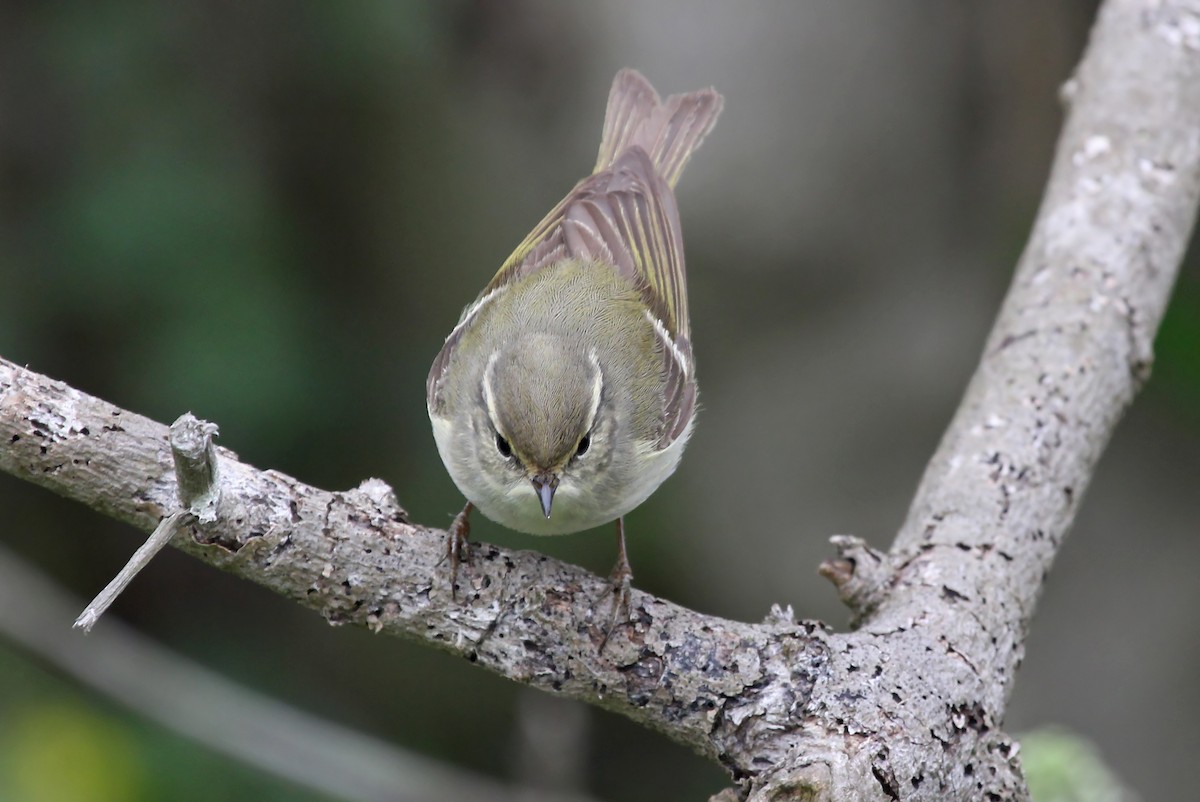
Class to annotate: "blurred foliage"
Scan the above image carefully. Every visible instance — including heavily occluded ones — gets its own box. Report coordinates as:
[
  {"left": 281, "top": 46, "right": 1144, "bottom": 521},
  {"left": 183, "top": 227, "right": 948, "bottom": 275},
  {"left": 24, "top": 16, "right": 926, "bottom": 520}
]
[
  {"left": 1153, "top": 269, "right": 1200, "bottom": 426},
  {"left": 0, "top": 645, "right": 333, "bottom": 802},
  {"left": 1021, "top": 728, "right": 1138, "bottom": 802},
  {"left": 2, "top": 702, "right": 144, "bottom": 802}
]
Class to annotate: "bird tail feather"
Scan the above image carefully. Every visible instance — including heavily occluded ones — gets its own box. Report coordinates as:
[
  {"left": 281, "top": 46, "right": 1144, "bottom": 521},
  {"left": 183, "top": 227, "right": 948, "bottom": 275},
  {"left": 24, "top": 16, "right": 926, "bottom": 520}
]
[{"left": 594, "top": 69, "right": 723, "bottom": 189}]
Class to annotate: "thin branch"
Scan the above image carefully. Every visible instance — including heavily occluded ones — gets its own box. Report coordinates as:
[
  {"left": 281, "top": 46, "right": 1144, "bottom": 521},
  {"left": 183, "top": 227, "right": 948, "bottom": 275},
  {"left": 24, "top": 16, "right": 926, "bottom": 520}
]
[
  {"left": 73, "top": 510, "right": 190, "bottom": 632},
  {"left": 74, "top": 414, "right": 220, "bottom": 631},
  {"left": 169, "top": 413, "right": 220, "bottom": 518}
]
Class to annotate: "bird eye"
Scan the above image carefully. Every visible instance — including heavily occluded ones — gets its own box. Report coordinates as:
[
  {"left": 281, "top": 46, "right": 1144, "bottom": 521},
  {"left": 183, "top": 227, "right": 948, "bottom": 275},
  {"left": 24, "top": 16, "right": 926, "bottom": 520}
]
[
  {"left": 575, "top": 435, "right": 591, "bottom": 457},
  {"left": 495, "top": 433, "right": 512, "bottom": 458}
]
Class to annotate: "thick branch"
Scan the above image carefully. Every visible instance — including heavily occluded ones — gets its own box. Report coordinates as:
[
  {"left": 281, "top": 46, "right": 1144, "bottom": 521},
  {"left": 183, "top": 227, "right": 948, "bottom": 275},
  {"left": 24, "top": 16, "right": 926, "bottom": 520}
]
[
  {"left": 791, "top": 1, "right": 1200, "bottom": 798},
  {"left": 882, "top": 0, "right": 1200, "bottom": 711},
  {"left": 0, "top": 356, "right": 812, "bottom": 764},
  {"left": 1, "top": 1, "right": 1197, "bottom": 799}
]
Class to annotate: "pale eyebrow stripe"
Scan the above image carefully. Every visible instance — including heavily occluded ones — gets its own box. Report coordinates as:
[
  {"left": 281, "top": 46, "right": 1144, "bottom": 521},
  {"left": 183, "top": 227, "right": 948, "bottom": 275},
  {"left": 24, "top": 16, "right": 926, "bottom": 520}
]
[
  {"left": 481, "top": 351, "right": 504, "bottom": 434},
  {"left": 586, "top": 349, "right": 604, "bottom": 430}
]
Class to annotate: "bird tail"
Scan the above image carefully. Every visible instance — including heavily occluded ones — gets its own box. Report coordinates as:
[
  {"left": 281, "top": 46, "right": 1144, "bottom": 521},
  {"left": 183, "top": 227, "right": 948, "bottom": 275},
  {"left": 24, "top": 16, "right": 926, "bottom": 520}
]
[{"left": 594, "top": 69, "right": 723, "bottom": 189}]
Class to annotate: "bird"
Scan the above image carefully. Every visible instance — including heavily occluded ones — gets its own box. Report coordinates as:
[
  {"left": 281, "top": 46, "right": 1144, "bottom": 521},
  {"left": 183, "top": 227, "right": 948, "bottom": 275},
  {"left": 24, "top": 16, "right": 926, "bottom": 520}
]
[{"left": 427, "top": 68, "right": 722, "bottom": 621}]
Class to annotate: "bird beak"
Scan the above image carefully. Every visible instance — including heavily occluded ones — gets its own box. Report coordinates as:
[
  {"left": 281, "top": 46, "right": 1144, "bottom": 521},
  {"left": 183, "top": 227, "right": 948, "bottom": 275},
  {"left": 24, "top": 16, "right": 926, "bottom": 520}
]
[{"left": 531, "top": 473, "right": 558, "bottom": 519}]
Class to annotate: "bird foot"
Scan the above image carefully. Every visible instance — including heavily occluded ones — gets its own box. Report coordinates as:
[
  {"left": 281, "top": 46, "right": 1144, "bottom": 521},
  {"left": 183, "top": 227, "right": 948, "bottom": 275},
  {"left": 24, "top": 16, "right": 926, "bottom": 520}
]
[
  {"left": 445, "top": 502, "right": 473, "bottom": 599},
  {"left": 596, "top": 556, "right": 633, "bottom": 651}
]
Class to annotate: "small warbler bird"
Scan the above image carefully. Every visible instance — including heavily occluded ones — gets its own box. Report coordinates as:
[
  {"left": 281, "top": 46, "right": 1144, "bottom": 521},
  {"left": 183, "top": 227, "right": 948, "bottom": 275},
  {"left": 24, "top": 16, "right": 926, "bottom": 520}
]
[{"left": 427, "top": 69, "right": 722, "bottom": 607}]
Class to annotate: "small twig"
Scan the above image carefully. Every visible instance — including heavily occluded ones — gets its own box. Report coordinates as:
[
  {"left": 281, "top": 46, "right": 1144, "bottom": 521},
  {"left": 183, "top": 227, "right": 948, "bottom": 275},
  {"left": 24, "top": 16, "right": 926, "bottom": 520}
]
[
  {"left": 73, "top": 510, "right": 192, "bottom": 632},
  {"left": 74, "top": 413, "right": 220, "bottom": 631},
  {"left": 169, "top": 413, "right": 221, "bottom": 520},
  {"left": 818, "top": 535, "right": 890, "bottom": 624}
]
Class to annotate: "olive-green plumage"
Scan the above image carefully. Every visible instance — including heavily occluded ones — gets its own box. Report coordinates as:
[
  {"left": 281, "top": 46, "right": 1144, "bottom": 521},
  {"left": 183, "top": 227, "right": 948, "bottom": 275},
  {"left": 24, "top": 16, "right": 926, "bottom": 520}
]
[{"left": 428, "top": 69, "right": 722, "bottom": 541}]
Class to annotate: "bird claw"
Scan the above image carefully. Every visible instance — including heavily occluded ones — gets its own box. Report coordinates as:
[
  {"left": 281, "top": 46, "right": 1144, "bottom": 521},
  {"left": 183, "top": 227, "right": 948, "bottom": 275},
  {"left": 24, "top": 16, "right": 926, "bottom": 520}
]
[
  {"left": 446, "top": 502, "right": 474, "bottom": 599},
  {"left": 597, "top": 532, "right": 634, "bottom": 650},
  {"left": 598, "top": 572, "right": 633, "bottom": 650}
]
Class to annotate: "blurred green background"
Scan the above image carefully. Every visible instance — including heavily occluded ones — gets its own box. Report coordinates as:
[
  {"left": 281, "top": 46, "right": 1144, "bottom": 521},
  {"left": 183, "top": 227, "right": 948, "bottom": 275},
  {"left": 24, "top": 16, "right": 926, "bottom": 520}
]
[{"left": 1, "top": 2, "right": 1197, "bottom": 800}]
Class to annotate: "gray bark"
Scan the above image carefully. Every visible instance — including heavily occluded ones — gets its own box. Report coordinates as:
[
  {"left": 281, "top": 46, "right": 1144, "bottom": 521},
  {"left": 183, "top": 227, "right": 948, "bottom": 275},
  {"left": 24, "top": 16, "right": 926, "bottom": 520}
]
[{"left": 1, "top": 0, "right": 1198, "bottom": 798}]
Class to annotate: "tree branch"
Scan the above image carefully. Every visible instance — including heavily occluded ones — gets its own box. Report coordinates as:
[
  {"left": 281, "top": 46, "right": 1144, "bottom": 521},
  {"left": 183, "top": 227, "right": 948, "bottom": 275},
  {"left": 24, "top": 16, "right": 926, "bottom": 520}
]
[{"left": 1, "top": 0, "right": 1197, "bottom": 798}]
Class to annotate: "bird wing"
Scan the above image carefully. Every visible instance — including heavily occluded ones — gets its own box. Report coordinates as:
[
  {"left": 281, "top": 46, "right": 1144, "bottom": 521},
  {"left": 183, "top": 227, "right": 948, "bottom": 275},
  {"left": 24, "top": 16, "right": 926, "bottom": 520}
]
[
  {"left": 485, "top": 147, "right": 689, "bottom": 343},
  {"left": 476, "top": 148, "right": 695, "bottom": 448}
]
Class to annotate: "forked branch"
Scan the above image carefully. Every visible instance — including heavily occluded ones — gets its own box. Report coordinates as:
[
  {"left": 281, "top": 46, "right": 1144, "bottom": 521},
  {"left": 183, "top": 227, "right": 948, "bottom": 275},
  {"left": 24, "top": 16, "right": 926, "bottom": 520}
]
[{"left": 1, "top": 0, "right": 1198, "bottom": 799}]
